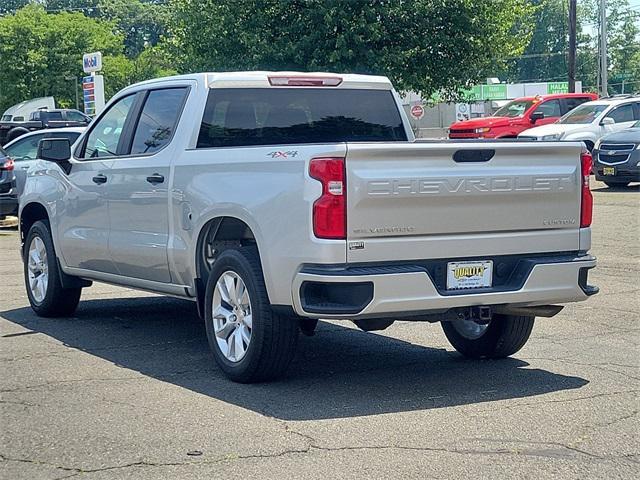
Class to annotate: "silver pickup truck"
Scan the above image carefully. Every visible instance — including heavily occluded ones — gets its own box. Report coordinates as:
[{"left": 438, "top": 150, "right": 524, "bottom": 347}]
[{"left": 19, "top": 72, "right": 598, "bottom": 382}]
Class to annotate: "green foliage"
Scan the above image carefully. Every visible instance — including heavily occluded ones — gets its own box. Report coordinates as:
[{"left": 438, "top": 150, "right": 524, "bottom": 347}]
[
  {"left": 502, "top": 0, "right": 640, "bottom": 94},
  {"left": 0, "top": 4, "right": 122, "bottom": 112},
  {"left": 97, "top": 0, "right": 171, "bottom": 57},
  {"left": 0, "top": 0, "right": 31, "bottom": 15},
  {"left": 0, "top": 1, "right": 176, "bottom": 113},
  {"left": 168, "top": 0, "right": 534, "bottom": 99}
]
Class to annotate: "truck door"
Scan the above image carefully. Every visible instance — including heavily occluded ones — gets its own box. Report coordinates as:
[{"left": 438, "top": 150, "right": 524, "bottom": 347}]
[
  {"left": 57, "top": 95, "right": 138, "bottom": 273},
  {"left": 106, "top": 87, "right": 189, "bottom": 283},
  {"left": 531, "top": 99, "right": 562, "bottom": 126}
]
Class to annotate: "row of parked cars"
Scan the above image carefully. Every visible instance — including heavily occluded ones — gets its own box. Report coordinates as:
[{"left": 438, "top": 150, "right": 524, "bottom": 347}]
[
  {"left": 449, "top": 93, "right": 640, "bottom": 187},
  {"left": 1, "top": 91, "right": 638, "bottom": 221}
]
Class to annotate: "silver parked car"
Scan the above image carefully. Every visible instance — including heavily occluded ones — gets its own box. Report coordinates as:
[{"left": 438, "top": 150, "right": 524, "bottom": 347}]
[{"left": 2, "top": 127, "right": 85, "bottom": 195}]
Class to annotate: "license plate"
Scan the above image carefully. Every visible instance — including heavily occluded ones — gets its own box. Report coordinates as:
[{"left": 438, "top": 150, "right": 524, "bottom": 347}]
[
  {"left": 603, "top": 167, "right": 616, "bottom": 176},
  {"left": 447, "top": 261, "right": 493, "bottom": 290}
]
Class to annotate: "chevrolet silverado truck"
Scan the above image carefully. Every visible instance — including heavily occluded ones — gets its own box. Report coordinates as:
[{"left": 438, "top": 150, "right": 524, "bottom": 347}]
[{"left": 19, "top": 72, "right": 598, "bottom": 383}]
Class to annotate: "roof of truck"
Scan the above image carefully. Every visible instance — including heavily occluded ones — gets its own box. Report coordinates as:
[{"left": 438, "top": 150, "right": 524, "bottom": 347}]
[{"left": 130, "top": 71, "right": 394, "bottom": 90}]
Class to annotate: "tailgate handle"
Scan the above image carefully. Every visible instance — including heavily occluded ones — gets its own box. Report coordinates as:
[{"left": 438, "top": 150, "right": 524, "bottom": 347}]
[{"left": 453, "top": 149, "right": 495, "bottom": 163}]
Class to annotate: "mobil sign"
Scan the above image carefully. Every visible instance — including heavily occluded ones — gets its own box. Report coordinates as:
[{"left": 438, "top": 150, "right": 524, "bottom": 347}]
[{"left": 83, "top": 52, "right": 102, "bottom": 73}]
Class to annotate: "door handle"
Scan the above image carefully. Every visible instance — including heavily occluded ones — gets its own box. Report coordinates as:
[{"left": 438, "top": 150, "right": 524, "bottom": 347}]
[
  {"left": 92, "top": 174, "right": 107, "bottom": 184},
  {"left": 146, "top": 173, "right": 165, "bottom": 184}
]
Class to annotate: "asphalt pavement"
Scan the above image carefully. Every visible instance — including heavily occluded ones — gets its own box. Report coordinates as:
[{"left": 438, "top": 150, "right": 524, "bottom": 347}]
[{"left": 1, "top": 181, "right": 638, "bottom": 479}]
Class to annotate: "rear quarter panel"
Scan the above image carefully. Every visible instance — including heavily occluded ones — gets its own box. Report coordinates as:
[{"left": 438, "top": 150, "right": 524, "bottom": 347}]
[{"left": 169, "top": 144, "right": 348, "bottom": 305}]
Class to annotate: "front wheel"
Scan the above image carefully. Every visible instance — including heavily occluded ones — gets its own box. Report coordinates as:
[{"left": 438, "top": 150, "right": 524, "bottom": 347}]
[
  {"left": 204, "top": 247, "right": 299, "bottom": 383},
  {"left": 441, "top": 314, "right": 535, "bottom": 359},
  {"left": 24, "top": 221, "right": 82, "bottom": 317}
]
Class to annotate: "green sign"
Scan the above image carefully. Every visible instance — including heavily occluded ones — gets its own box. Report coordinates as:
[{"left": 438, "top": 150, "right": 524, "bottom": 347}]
[
  {"left": 482, "top": 84, "right": 507, "bottom": 100},
  {"left": 547, "top": 82, "right": 569, "bottom": 94},
  {"left": 461, "top": 85, "right": 483, "bottom": 101}
]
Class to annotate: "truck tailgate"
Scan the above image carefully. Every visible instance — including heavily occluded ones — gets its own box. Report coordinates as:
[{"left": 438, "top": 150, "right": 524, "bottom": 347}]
[{"left": 345, "top": 142, "right": 584, "bottom": 263}]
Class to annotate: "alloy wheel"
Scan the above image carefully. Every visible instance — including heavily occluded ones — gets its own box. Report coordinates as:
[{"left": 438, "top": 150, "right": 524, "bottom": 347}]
[
  {"left": 27, "top": 236, "right": 48, "bottom": 304},
  {"left": 450, "top": 318, "right": 490, "bottom": 340},
  {"left": 211, "top": 271, "right": 253, "bottom": 362}
]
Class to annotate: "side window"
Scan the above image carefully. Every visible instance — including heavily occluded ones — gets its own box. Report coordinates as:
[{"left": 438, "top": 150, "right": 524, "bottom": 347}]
[
  {"left": 534, "top": 99, "right": 561, "bottom": 117},
  {"left": 45, "top": 131, "right": 82, "bottom": 145},
  {"left": 565, "top": 97, "right": 590, "bottom": 112},
  {"left": 82, "top": 95, "right": 135, "bottom": 159},
  {"left": 66, "top": 111, "right": 88, "bottom": 123},
  {"left": 5, "top": 134, "right": 45, "bottom": 160},
  {"left": 607, "top": 104, "right": 634, "bottom": 123},
  {"left": 44, "top": 112, "right": 63, "bottom": 121},
  {"left": 130, "top": 88, "right": 187, "bottom": 155}
]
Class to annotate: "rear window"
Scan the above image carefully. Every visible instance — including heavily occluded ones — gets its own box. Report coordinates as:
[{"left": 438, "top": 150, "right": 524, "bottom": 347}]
[{"left": 197, "top": 88, "right": 407, "bottom": 148}]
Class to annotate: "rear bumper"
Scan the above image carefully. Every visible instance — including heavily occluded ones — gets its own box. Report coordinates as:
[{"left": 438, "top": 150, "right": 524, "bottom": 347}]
[{"left": 291, "top": 253, "right": 597, "bottom": 319}]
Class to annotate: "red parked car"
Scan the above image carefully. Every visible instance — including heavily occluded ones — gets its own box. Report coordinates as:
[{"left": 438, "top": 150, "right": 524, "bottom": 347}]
[{"left": 448, "top": 93, "right": 598, "bottom": 139}]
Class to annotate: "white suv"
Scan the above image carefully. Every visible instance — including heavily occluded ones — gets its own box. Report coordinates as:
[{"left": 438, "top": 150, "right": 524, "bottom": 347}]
[{"left": 518, "top": 95, "right": 640, "bottom": 151}]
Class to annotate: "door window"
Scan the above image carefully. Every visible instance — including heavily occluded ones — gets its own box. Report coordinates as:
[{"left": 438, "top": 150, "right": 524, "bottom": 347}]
[
  {"left": 533, "top": 99, "right": 561, "bottom": 117},
  {"left": 130, "top": 88, "right": 187, "bottom": 155},
  {"left": 66, "top": 111, "right": 90, "bottom": 123},
  {"left": 606, "top": 104, "right": 634, "bottom": 123},
  {"left": 5, "top": 133, "right": 45, "bottom": 160},
  {"left": 81, "top": 95, "right": 135, "bottom": 158}
]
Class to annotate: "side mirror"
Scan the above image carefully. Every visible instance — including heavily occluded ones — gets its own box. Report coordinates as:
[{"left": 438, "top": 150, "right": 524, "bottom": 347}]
[
  {"left": 37, "top": 138, "right": 72, "bottom": 174},
  {"left": 530, "top": 111, "right": 544, "bottom": 123},
  {"left": 601, "top": 117, "right": 615, "bottom": 126}
]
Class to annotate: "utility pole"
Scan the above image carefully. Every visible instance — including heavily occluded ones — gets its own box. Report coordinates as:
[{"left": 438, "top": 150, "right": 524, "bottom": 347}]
[
  {"left": 600, "top": 0, "right": 608, "bottom": 96},
  {"left": 568, "top": 0, "right": 577, "bottom": 92}
]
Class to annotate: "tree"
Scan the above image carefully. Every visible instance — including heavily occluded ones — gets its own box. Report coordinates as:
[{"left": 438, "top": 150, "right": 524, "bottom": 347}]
[
  {"left": 0, "top": 4, "right": 122, "bottom": 112},
  {"left": 0, "top": 3, "right": 177, "bottom": 112},
  {"left": 0, "top": 0, "right": 31, "bottom": 15},
  {"left": 94, "top": 0, "right": 171, "bottom": 57},
  {"left": 608, "top": 6, "right": 640, "bottom": 93},
  {"left": 167, "top": 0, "right": 534, "bottom": 99},
  {"left": 503, "top": 0, "right": 569, "bottom": 82}
]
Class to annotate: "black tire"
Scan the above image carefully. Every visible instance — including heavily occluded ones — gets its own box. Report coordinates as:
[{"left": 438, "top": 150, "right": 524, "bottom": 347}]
[
  {"left": 441, "top": 314, "right": 535, "bottom": 359},
  {"left": 24, "top": 220, "right": 81, "bottom": 317},
  {"left": 604, "top": 181, "right": 630, "bottom": 188},
  {"left": 204, "top": 246, "right": 299, "bottom": 383}
]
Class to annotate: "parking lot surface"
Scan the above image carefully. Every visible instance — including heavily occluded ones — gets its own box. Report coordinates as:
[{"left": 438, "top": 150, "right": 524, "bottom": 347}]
[{"left": 1, "top": 182, "right": 638, "bottom": 479}]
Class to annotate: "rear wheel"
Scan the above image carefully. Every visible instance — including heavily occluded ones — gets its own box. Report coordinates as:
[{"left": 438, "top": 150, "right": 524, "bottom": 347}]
[
  {"left": 24, "top": 220, "right": 82, "bottom": 317},
  {"left": 441, "top": 314, "right": 535, "bottom": 358},
  {"left": 204, "top": 247, "right": 298, "bottom": 383}
]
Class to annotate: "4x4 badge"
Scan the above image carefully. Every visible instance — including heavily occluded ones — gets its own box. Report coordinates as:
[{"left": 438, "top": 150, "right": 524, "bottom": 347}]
[{"left": 267, "top": 151, "right": 298, "bottom": 158}]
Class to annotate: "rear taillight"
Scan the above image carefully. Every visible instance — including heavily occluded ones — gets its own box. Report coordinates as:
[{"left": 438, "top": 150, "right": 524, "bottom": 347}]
[
  {"left": 1, "top": 158, "right": 14, "bottom": 171},
  {"left": 309, "top": 157, "right": 346, "bottom": 239},
  {"left": 268, "top": 76, "right": 342, "bottom": 87},
  {"left": 580, "top": 149, "right": 593, "bottom": 228}
]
